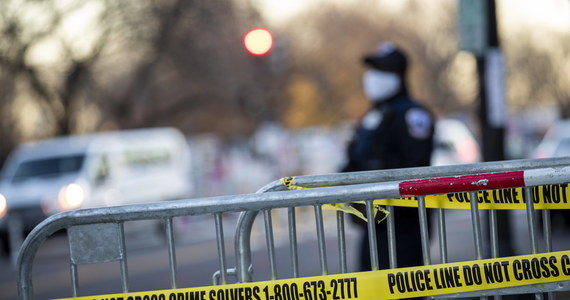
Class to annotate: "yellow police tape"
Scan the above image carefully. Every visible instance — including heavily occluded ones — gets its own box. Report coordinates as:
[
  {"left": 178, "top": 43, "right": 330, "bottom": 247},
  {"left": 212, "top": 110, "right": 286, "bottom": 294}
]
[
  {"left": 57, "top": 250, "right": 570, "bottom": 300},
  {"left": 281, "top": 177, "right": 570, "bottom": 210}
]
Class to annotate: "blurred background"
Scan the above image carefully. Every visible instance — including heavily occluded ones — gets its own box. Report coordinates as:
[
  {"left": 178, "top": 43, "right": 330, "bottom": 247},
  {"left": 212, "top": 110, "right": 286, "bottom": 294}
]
[
  {"left": 1, "top": 1, "right": 570, "bottom": 298},
  {"left": 1, "top": 0, "right": 569, "bottom": 193}
]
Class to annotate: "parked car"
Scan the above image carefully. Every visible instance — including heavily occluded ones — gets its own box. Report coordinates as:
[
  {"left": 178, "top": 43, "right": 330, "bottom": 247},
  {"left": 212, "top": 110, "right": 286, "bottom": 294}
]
[
  {"left": 0, "top": 127, "right": 193, "bottom": 255},
  {"left": 431, "top": 118, "right": 481, "bottom": 166},
  {"left": 532, "top": 119, "right": 570, "bottom": 159},
  {"left": 531, "top": 119, "right": 570, "bottom": 228}
]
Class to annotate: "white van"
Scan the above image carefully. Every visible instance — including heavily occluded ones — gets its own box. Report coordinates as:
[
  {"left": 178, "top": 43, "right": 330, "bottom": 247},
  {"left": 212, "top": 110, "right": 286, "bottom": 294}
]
[{"left": 0, "top": 127, "right": 193, "bottom": 254}]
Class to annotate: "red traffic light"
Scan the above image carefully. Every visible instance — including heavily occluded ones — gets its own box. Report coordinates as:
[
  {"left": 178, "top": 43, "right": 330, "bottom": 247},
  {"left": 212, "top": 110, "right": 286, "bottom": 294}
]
[{"left": 243, "top": 28, "right": 273, "bottom": 56}]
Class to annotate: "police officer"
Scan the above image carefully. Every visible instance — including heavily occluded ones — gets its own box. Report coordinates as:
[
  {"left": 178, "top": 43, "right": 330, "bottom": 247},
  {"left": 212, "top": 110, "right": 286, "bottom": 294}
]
[{"left": 343, "top": 42, "right": 434, "bottom": 273}]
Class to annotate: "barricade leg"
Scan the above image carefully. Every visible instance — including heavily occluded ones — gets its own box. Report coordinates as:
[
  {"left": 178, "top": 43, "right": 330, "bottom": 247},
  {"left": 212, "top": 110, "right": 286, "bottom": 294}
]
[
  {"left": 436, "top": 208, "right": 449, "bottom": 264},
  {"left": 263, "top": 209, "right": 278, "bottom": 280},
  {"left": 314, "top": 205, "right": 328, "bottom": 276},
  {"left": 337, "top": 211, "right": 348, "bottom": 274},
  {"left": 418, "top": 196, "right": 431, "bottom": 266},
  {"left": 288, "top": 207, "right": 300, "bottom": 278},
  {"left": 165, "top": 217, "right": 178, "bottom": 289}
]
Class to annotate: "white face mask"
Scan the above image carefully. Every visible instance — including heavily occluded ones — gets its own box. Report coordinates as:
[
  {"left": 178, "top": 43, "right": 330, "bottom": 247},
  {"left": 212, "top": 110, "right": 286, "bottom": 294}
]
[{"left": 362, "top": 69, "right": 401, "bottom": 102}]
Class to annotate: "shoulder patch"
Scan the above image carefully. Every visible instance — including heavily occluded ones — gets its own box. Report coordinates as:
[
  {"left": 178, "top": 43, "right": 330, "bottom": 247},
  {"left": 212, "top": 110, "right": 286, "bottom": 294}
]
[{"left": 405, "top": 108, "right": 432, "bottom": 139}]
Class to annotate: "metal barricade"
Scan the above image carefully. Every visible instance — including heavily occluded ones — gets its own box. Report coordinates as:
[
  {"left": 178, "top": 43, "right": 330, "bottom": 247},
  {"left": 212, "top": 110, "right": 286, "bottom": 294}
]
[
  {"left": 234, "top": 157, "right": 570, "bottom": 298},
  {"left": 15, "top": 157, "right": 570, "bottom": 300}
]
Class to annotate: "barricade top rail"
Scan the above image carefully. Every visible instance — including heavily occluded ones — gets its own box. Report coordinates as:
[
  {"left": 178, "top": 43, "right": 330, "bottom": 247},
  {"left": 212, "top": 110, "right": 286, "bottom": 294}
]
[
  {"left": 16, "top": 157, "right": 570, "bottom": 300},
  {"left": 255, "top": 157, "right": 570, "bottom": 192},
  {"left": 23, "top": 158, "right": 570, "bottom": 236}
]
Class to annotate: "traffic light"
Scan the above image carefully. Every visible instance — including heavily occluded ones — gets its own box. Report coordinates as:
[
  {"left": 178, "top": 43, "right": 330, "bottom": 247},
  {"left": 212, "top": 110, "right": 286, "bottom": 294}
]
[{"left": 243, "top": 28, "right": 273, "bottom": 56}]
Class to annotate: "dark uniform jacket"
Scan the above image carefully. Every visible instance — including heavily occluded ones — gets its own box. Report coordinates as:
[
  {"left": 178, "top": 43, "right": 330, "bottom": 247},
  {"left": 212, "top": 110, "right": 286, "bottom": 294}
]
[
  {"left": 343, "top": 93, "right": 434, "bottom": 172},
  {"left": 343, "top": 92, "right": 435, "bottom": 271}
]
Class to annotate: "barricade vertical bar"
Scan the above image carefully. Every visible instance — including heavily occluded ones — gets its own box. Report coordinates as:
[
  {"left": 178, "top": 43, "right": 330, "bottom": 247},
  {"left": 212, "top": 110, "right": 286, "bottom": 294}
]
[
  {"left": 489, "top": 210, "right": 500, "bottom": 258},
  {"left": 489, "top": 210, "right": 501, "bottom": 300},
  {"left": 70, "top": 261, "right": 79, "bottom": 297},
  {"left": 365, "top": 200, "right": 379, "bottom": 270},
  {"left": 543, "top": 210, "right": 553, "bottom": 252},
  {"left": 336, "top": 211, "right": 348, "bottom": 273},
  {"left": 469, "top": 192, "right": 484, "bottom": 260},
  {"left": 165, "top": 217, "right": 178, "bottom": 288},
  {"left": 263, "top": 209, "right": 278, "bottom": 280},
  {"left": 524, "top": 188, "right": 545, "bottom": 300},
  {"left": 314, "top": 204, "right": 328, "bottom": 275},
  {"left": 214, "top": 213, "right": 228, "bottom": 285},
  {"left": 235, "top": 211, "right": 257, "bottom": 283},
  {"left": 418, "top": 196, "right": 431, "bottom": 265},
  {"left": 436, "top": 208, "right": 449, "bottom": 300},
  {"left": 468, "top": 192, "right": 488, "bottom": 300},
  {"left": 119, "top": 223, "right": 129, "bottom": 293},
  {"left": 288, "top": 207, "right": 299, "bottom": 278},
  {"left": 542, "top": 209, "right": 555, "bottom": 300},
  {"left": 524, "top": 187, "right": 539, "bottom": 254},
  {"left": 541, "top": 201, "right": 556, "bottom": 300},
  {"left": 67, "top": 229, "right": 79, "bottom": 297},
  {"left": 386, "top": 205, "right": 397, "bottom": 269},
  {"left": 437, "top": 209, "right": 448, "bottom": 264}
]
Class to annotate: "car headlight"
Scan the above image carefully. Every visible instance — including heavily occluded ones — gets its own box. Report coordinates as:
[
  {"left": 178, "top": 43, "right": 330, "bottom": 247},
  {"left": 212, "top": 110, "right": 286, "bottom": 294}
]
[
  {"left": 57, "top": 184, "right": 85, "bottom": 211},
  {"left": 0, "top": 194, "right": 6, "bottom": 219}
]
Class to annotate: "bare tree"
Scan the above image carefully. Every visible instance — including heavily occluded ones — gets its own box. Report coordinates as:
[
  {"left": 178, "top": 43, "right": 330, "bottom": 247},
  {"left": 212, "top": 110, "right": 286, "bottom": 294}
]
[
  {"left": 505, "top": 31, "right": 570, "bottom": 118},
  {"left": 0, "top": 1, "right": 111, "bottom": 137},
  {"left": 276, "top": 0, "right": 466, "bottom": 128},
  {"left": 94, "top": 0, "right": 269, "bottom": 135},
  {"left": 276, "top": 0, "right": 570, "bottom": 130},
  {"left": 0, "top": 62, "right": 18, "bottom": 166},
  {"left": 0, "top": 0, "right": 267, "bottom": 166},
  {"left": 2, "top": 0, "right": 569, "bottom": 169}
]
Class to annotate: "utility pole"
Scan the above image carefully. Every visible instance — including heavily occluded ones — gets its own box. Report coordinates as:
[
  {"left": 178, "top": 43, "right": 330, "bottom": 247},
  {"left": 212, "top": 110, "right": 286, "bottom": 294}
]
[
  {"left": 480, "top": 0, "right": 513, "bottom": 258},
  {"left": 458, "top": 0, "right": 506, "bottom": 161},
  {"left": 477, "top": 0, "right": 506, "bottom": 163},
  {"left": 459, "top": 0, "right": 512, "bottom": 257}
]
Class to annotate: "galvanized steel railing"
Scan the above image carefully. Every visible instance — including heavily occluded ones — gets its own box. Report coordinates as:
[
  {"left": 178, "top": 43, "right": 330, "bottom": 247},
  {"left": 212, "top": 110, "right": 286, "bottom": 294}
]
[
  {"left": 234, "top": 157, "right": 570, "bottom": 299},
  {"left": 16, "top": 157, "right": 570, "bottom": 300}
]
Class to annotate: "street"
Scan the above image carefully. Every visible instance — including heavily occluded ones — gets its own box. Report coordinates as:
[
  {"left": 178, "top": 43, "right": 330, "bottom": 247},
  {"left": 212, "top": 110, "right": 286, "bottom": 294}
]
[
  {"left": 1, "top": 209, "right": 569, "bottom": 300},
  {"left": 0, "top": 211, "right": 362, "bottom": 300}
]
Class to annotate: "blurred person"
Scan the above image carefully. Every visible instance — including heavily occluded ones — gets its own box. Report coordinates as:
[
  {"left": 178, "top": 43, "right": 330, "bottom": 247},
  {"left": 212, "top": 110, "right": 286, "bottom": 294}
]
[{"left": 342, "top": 42, "right": 434, "bottom": 276}]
